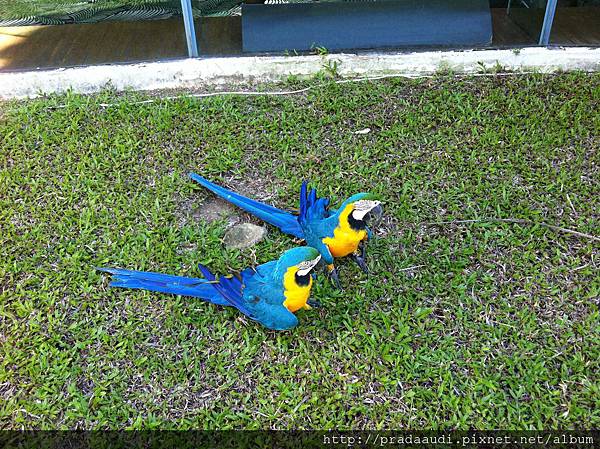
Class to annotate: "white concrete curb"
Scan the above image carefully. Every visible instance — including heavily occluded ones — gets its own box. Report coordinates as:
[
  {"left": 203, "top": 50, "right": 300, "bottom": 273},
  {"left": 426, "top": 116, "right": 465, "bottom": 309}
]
[{"left": 1, "top": 47, "right": 599, "bottom": 99}]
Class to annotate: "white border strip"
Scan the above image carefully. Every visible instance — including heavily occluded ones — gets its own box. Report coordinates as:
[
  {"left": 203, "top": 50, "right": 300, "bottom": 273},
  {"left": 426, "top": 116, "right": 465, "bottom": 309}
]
[{"left": 1, "top": 47, "right": 599, "bottom": 99}]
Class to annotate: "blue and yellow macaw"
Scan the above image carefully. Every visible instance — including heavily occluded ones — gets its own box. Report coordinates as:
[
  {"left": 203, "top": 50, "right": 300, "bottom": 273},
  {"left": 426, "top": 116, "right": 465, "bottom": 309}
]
[
  {"left": 97, "top": 247, "right": 322, "bottom": 331},
  {"left": 189, "top": 173, "right": 383, "bottom": 288}
]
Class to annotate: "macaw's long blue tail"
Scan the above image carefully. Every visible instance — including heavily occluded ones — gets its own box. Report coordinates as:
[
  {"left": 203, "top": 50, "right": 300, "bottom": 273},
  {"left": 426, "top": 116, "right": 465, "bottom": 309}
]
[
  {"left": 97, "top": 267, "right": 231, "bottom": 307},
  {"left": 189, "top": 172, "right": 305, "bottom": 239}
]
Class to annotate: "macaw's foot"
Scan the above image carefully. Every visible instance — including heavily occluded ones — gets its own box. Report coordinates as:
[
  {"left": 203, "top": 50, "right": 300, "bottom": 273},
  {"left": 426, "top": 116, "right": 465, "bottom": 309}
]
[
  {"left": 326, "top": 264, "right": 342, "bottom": 290},
  {"left": 306, "top": 299, "right": 322, "bottom": 309},
  {"left": 351, "top": 253, "right": 369, "bottom": 274}
]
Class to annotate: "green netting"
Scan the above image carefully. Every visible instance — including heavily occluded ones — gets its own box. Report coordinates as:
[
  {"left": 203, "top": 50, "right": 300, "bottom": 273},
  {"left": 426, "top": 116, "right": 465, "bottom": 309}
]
[
  {"left": 0, "top": 0, "right": 357, "bottom": 25},
  {"left": 0, "top": 0, "right": 243, "bottom": 25}
]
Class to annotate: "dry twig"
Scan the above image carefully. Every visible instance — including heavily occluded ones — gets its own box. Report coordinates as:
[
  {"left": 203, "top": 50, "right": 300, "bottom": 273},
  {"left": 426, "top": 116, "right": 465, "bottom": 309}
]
[{"left": 426, "top": 218, "right": 600, "bottom": 242}]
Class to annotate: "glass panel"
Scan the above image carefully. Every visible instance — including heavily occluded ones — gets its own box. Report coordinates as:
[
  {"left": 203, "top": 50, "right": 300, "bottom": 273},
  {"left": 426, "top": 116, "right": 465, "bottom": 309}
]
[
  {"left": 0, "top": 1, "right": 246, "bottom": 71},
  {"left": 550, "top": 0, "right": 600, "bottom": 45},
  {"left": 504, "top": 0, "right": 548, "bottom": 44},
  {"left": 0, "top": 18, "right": 192, "bottom": 70}
]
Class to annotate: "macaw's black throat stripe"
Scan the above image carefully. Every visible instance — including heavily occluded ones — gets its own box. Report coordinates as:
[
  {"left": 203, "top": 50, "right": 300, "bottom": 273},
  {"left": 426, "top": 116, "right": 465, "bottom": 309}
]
[
  {"left": 295, "top": 272, "right": 311, "bottom": 287},
  {"left": 348, "top": 212, "right": 367, "bottom": 231}
]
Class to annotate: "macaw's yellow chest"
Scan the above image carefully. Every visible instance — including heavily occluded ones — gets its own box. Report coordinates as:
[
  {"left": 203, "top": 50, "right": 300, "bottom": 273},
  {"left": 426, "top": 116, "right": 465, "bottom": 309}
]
[
  {"left": 282, "top": 266, "right": 313, "bottom": 313},
  {"left": 322, "top": 204, "right": 368, "bottom": 258}
]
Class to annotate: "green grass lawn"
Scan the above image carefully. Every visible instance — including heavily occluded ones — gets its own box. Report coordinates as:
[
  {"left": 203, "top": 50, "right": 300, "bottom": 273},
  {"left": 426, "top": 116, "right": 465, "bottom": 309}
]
[{"left": 1, "top": 73, "right": 599, "bottom": 430}]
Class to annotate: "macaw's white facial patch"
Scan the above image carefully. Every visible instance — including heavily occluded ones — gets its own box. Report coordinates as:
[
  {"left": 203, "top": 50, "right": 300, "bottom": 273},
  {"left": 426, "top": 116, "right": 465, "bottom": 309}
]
[
  {"left": 351, "top": 200, "right": 381, "bottom": 220},
  {"left": 297, "top": 255, "right": 321, "bottom": 276}
]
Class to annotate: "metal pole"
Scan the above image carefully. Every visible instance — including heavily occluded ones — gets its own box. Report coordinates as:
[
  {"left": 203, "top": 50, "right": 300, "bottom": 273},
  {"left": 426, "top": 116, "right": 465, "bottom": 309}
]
[
  {"left": 180, "top": 0, "right": 199, "bottom": 57},
  {"left": 539, "top": 0, "right": 558, "bottom": 46}
]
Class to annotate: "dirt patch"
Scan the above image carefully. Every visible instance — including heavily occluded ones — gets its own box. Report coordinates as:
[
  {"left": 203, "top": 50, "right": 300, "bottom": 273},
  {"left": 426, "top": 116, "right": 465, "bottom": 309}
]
[
  {"left": 176, "top": 196, "right": 240, "bottom": 228},
  {"left": 197, "top": 198, "right": 238, "bottom": 224}
]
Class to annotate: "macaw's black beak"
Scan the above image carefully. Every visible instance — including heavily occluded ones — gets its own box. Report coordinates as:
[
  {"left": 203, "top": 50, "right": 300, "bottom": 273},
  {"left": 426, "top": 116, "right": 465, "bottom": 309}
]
[{"left": 366, "top": 204, "right": 384, "bottom": 224}]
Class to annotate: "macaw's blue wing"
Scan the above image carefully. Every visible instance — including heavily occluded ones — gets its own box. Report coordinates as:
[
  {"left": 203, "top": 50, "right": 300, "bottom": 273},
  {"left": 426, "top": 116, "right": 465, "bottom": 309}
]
[
  {"left": 199, "top": 264, "right": 298, "bottom": 331},
  {"left": 97, "top": 267, "right": 229, "bottom": 306},
  {"left": 298, "top": 181, "right": 331, "bottom": 226},
  {"left": 189, "top": 173, "right": 304, "bottom": 239},
  {"left": 197, "top": 264, "right": 254, "bottom": 317}
]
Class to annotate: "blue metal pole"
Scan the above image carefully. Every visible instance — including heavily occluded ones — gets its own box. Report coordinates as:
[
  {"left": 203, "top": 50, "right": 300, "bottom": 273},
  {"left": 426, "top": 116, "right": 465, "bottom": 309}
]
[
  {"left": 180, "top": 0, "right": 199, "bottom": 57},
  {"left": 539, "top": 0, "right": 558, "bottom": 46}
]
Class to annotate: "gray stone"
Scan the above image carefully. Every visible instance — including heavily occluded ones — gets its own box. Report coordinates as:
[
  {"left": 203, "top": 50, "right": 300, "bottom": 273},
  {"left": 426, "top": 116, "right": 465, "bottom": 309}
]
[{"left": 223, "top": 223, "right": 267, "bottom": 250}]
